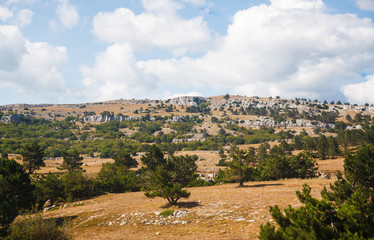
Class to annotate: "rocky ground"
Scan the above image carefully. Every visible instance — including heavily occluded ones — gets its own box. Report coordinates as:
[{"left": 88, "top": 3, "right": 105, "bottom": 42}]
[{"left": 43, "top": 172, "right": 339, "bottom": 239}]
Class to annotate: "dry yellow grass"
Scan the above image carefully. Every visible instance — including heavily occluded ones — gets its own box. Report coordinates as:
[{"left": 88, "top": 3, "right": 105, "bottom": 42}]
[
  {"left": 38, "top": 151, "right": 342, "bottom": 240},
  {"left": 43, "top": 178, "right": 334, "bottom": 240}
]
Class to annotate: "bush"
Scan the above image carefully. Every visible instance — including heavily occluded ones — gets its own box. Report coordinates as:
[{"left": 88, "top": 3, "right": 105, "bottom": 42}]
[
  {"left": 159, "top": 209, "right": 174, "bottom": 216},
  {"left": 7, "top": 214, "right": 71, "bottom": 240},
  {"left": 33, "top": 172, "right": 64, "bottom": 208},
  {"left": 187, "top": 178, "right": 213, "bottom": 187},
  {"left": 61, "top": 171, "right": 100, "bottom": 202},
  {"left": 96, "top": 163, "right": 140, "bottom": 193}
]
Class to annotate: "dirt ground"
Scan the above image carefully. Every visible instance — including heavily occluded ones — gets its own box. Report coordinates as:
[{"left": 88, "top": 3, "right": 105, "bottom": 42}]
[
  {"left": 44, "top": 178, "right": 334, "bottom": 240},
  {"left": 40, "top": 152, "right": 342, "bottom": 240}
]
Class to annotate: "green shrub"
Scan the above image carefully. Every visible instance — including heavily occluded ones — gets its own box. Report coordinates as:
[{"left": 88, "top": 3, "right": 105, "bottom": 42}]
[
  {"left": 187, "top": 178, "right": 213, "bottom": 187},
  {"left": 61, "top": 171, "right": 101, "bottom": 202},
  {"left": 7, "top": 214, "right": 71, "bottom": 240},
  {"left": 96, "top": 163, "right": 140, "bottom": 193},
  {"left": 159, "top": 209, "right": 174, "bottom": 216}
]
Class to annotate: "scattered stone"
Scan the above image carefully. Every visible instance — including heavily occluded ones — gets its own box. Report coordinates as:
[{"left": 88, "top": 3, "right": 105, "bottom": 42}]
[{"left": 43, "top": 199, "right": 52, "bottom": 208}]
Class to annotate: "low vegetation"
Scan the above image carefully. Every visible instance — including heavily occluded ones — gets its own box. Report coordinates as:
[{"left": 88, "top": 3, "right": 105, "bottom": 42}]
[{"left": 2, "top": 95, "right": 374, "bottom": 238}]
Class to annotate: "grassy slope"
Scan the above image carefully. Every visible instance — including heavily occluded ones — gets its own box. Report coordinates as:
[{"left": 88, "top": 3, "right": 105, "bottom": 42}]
[{"left": 42, "top": 158, "right": 343, "bottom": 240}]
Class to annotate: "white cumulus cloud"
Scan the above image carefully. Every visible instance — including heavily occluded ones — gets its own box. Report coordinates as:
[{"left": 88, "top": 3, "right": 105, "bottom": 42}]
[
  {"left": 92, "top": 0, "right": 212, "bottom": 56},
  {"left": 0, "top": 25, "right": 25, "bottom": 71},
  {"left": 354, "top": 0, "right": 374, "bottom": 11},
  {"left": 342, "top": 75, "right": 374, "bottom": 104},
  {"left": 138, "top": 0, "right": 374, "bottom": 101},
  {"left": 270, "top": 0, "right": 324, "bottom": 10},
  {"left": 0, "top": 6, "right": 13, "bottom": 21},
  {"left": 15, "top": 9, "right": 33, "bottom": 27},
  {"left": 80, "top": 43, "right": 157, "bottom": 101},
  {"left": 55, "top": 0, "right": 79, "bottom": 29},
  {"left": 0, "top": 24, "right": 67, "bottom": 96}
]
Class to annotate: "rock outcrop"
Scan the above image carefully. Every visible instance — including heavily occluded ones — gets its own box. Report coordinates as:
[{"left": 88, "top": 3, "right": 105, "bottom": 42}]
[
  {"left": 83, "top": 115, "right": 143, "bottom": 123},
  {"left": 240, "top": 118, "right": 334, "bottom": 129},
  {"left": 0, "top": 114, "right": 21, "bottom": 123},
  {"left": 163, "top": 96, "right": 206, "bottom": 106}
]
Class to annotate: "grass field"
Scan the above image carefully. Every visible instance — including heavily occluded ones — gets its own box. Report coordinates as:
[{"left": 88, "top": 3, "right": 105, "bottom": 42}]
[
  {"left": 43, "top": 177, "right": 335, "bottom": 239},
  {"left": 39, "top": 153, "right": 343, "bottom": 239}
]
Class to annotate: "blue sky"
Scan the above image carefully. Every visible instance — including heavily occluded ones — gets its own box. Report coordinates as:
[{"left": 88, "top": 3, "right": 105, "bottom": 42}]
[{"left": 0, "top": 0, "right": 374, "bottom": 105}]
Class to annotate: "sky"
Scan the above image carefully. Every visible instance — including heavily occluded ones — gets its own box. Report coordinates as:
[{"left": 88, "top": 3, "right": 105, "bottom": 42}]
[{"left": 0, "top": 0, "right": 374, "bottom": 105}]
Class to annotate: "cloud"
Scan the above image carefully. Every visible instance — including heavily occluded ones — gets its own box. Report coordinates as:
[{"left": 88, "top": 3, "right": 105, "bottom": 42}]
[
  {"left": 80, "top": 43, "right": 157, "bottom": 101},
  {"left": 17, "top": 41, "right": 67, "bottom": 93},
  {"left": 0, "top": 6, "right": 13, "bottom": 21},
  {"left": 354, "top": 0, "right": 374, "bottom": 11},
  {"left": 182, "top": 0, "right": 206, "bottom": 6},
  {"left": 5, "top": 0, "right": 40, "bottom": 5},
  {"left": 92, "top": 0, "right": 212, "bottom": 56},
  {"left": 270, "top": 0, "right": 324, "bottom": 10},
  {"left": 0, "top": 25, "right": 25, "bottom": 71},
  {"left": 55, "top": 0, "right": 79, "bottom": 29},
  {"left": 342, "top": 75, "right": 374, "bottom": 104},
  {"left": 138, "top": 0, "right": 374, "bottom": 101},
  {"left": 0, "top": 24, "right": 67, "bottom": 96},
  {"left": 15, "top": 9, "right": 33, "bottom": 27},
  {"left": 164, "top": 91, "right": 202, "bottom": 99}
]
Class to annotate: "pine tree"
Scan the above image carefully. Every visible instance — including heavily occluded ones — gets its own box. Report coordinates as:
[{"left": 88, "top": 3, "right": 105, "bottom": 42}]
[
  {"left": 0, "top": 158, "right": 35, "bottom": 229},
  {"left": 227, "top": 146, "right": 256, "bottom": 187},
  {"left": 144, "top": 166, "right": 190, "bottom": 205},
  {"left": 317, "top": 135, "right": 328, "bottom": 159},
  {"left": 141, "top": 145, "right": 166, "bottom": 171},
  {"left": 59, "top": 149, "right": 83, "bottom": 171},
  {"left": 22, "top": 142, "right": 45, "bottom": 174},
  {"left": 327, "top": 136, "right": 340, "bottom": 159},
  {"left": 113, "top": 150, "right": 137, "bottom": 168},
  {"left": 259, "top": 144, "right": 374, "bottom": 240}
]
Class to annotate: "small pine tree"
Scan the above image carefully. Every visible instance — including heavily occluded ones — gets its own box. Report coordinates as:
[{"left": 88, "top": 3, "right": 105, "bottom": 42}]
[
  {"left": 317, "top": 135, "right": 328, "bottom": 159},
  {"left": 113, "top": 150, "right": 137, "bottom": 168},
  {"left": 327, "top": 136, "right": 340, "bottom": 159},
  {"left": 22, "top": 142, "right": 45, "bottom": 174},
  {"left": 145, "top": 166, "right": 190, "bottom": 205},
  {"left": 59, "top": 149, "right": 83, "bottom": 171},
  {"left": 141, "top": 145, "right": 166, "bottom": 171},
  {"left": 227, "top": 146, "right": 256, "bottom": 187}
]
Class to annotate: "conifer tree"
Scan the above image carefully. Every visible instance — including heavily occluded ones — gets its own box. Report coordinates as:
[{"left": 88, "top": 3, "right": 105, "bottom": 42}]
[
  {"left": 227, "top": 146, "right": 256, "bottom": 187},
  {"left": 22, "top": 142, "right": 45, "bottom": 174},
  {"left": 259, "top": 144, "right": 374, "bottom": 240},
  {"left": 59, "top": 149, "right": 83, "bottom": 171}
]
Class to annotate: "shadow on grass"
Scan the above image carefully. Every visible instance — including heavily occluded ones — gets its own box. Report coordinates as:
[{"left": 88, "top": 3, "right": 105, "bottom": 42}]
[
  {"left": 161, "top": 201, "right": 201, "bottom": 209},
  {"left": 236, "top": 183, "right": 284, "bottom": 188},
  {"left": 48, "top": 216, "right": 78, "bottom": 226}
]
